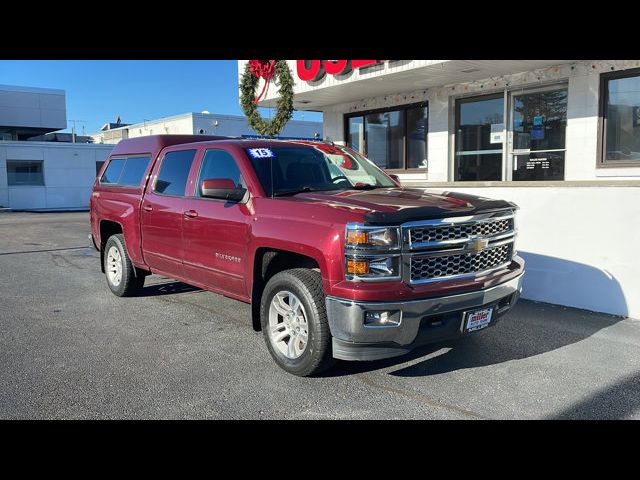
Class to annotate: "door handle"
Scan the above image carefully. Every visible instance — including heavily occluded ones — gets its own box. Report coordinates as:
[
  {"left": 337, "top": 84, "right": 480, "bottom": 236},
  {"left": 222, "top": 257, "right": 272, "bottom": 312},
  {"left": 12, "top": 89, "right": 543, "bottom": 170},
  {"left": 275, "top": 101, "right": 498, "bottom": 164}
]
[
  {"left": 183, "top": 210, "right": 198, "bottom": 218},
  {"left": 143, "top": 204, "right": 153, "bottom": 212}
]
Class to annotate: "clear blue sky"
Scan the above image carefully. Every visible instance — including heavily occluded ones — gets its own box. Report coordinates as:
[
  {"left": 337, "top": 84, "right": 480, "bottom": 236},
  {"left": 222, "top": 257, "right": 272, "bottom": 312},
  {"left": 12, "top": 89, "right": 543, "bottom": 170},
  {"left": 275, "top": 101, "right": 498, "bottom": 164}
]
[{"left": 0, "top": 60, "right": 322, "bottom": 135}]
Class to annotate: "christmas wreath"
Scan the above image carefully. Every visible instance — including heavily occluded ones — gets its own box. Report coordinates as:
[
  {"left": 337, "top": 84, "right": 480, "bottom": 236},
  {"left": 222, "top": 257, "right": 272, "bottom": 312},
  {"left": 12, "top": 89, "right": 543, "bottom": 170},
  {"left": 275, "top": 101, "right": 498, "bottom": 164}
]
[{"left": 240, "top": 60, "right": 294, "bottom": 137}]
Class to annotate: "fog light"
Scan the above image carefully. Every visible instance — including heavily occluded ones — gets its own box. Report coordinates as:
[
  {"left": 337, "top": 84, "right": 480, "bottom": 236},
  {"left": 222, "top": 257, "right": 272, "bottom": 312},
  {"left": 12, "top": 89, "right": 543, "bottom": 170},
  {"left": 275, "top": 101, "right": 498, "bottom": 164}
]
[
  {"left": 347, "top": 260, "right": 369, "bottom": 275},
  {"left": 364, "top": 310, "right": 400, "bottom": 327}
]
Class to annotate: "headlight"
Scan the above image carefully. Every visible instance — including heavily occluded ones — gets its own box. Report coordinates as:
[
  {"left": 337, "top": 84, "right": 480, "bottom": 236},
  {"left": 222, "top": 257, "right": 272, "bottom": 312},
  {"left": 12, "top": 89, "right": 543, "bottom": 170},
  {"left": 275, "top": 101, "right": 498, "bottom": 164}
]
[
  {"left": 345, "top": 224, "right": 400, "bottom": 250},
  {"left": 345, "top": 223, "right": 401, "bottom": 281}
]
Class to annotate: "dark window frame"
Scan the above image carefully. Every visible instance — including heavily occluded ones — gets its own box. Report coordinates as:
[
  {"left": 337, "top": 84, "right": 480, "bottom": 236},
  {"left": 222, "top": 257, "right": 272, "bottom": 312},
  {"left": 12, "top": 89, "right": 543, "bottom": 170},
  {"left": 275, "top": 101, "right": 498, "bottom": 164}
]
[
  {"left": 343, "top": 100, "right": 428, "bottom": 173},
  {"left": 99, "top": 154, "right": 151, "bottom": 187},
  {"left": 6, "top": 159, "right": 45, "bottom": 186},
  {"left": 598, "top": 67, "right": 640, "bottom": 168}
]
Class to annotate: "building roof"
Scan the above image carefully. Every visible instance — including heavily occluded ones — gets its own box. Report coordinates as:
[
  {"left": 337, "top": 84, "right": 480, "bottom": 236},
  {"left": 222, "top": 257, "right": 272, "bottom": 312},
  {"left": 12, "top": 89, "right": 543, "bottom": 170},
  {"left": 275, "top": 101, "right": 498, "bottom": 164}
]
[
  {"left": 101, "top": 122, "right": 131, "bottom": 131},
  {"left": 0, "top": 84, "right": 65, "bottom": 96},
  {"left": 27, "top": 132, "right": 94, "bottom": 143}
]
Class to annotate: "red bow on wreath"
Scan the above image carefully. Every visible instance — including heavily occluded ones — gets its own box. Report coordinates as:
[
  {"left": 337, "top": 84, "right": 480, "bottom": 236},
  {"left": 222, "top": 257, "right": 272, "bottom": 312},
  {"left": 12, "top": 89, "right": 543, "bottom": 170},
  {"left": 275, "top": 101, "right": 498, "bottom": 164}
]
[{"left": 248, "top": 60, "right": 276, "bottom": 104}]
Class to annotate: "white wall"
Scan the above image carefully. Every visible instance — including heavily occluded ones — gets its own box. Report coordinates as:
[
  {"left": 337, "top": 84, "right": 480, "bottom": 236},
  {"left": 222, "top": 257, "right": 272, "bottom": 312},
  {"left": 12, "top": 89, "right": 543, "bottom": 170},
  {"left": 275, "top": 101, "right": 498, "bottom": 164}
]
[
  {"left": 0, "top": 85, "right": 66, "bottom": 131},
  {"left": 423, "top": 186, "right": 640, "bottom": 319},
  {"left": 192, "top": 113, "right": 322, "bottom": 138},
  {"left": 0, "top": 142, "right": 114, "bottom": 210}
]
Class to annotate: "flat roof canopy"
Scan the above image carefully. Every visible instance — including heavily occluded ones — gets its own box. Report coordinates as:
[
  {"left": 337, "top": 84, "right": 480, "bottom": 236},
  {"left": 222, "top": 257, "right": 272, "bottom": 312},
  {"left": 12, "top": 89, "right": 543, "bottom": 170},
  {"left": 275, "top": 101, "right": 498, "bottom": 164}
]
[{"left": 256, "top": 60, "right": 573, "bottom": 110}]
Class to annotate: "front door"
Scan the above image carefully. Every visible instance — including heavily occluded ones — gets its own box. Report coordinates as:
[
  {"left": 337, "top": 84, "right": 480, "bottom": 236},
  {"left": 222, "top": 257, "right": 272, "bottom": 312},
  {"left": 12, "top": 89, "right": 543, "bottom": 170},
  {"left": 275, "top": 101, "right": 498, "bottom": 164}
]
[
  {"left": 509, "top": 87, "right": 568, "bottom": 181},
  {"left": 454, "top": 94, "right": 505, "bottom": 181},
  {"left": 181, "top": 148, "right": 251, "bottom": 297}
]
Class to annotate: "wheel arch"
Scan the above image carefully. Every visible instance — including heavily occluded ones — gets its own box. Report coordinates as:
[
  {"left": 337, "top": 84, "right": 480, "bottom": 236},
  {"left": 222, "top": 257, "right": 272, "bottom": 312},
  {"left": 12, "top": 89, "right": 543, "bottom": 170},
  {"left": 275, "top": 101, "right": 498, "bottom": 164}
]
[
  {"left": 250, "top": 247, "right": 324, "bottom": 332},
  {"left": 99, "top": 220, "right": 124, "bottom": 273}
]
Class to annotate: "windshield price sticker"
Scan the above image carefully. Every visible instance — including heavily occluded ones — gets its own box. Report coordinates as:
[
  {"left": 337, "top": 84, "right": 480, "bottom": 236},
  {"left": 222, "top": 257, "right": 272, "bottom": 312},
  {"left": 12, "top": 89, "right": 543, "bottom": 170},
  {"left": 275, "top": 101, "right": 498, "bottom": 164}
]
[{"left": 247, "top": 148, "right": 275, "bottom": 159}]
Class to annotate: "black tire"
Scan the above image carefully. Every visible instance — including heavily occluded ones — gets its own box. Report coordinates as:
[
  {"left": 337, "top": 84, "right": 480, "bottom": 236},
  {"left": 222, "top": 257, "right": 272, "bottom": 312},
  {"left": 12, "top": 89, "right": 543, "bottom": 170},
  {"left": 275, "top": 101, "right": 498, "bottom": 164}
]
[
  {"left": 260, "top": 268, "right": 335, "bottom": 376},
  {"left": 103, "top": 234, "right": 145, "bottom": 297}
]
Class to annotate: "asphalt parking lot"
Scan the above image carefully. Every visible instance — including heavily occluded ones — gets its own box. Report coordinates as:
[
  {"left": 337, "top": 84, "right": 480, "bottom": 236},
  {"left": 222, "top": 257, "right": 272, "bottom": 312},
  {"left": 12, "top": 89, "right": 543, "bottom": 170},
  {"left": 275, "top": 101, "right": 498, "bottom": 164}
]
[{"left": 1, "top": 211, "right": 639, "bottom": 419}]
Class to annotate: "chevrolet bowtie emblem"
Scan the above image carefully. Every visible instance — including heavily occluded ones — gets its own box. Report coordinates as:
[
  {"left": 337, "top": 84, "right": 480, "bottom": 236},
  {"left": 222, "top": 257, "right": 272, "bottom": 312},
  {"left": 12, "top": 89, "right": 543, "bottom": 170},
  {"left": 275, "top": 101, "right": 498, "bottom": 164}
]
[{"left": 467, "top": 237, "right": 489, "bottom": 253}]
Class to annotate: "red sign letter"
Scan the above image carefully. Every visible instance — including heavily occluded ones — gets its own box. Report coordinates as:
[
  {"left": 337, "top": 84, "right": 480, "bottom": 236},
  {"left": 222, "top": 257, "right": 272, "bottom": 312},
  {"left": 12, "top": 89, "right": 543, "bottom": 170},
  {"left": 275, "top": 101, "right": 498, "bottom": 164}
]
[
  {"left": 323, "top": 60, "right": 349, "bottom": 75},
  {"left": 296, "top": 60, "right": 323, "bottom": 81}
]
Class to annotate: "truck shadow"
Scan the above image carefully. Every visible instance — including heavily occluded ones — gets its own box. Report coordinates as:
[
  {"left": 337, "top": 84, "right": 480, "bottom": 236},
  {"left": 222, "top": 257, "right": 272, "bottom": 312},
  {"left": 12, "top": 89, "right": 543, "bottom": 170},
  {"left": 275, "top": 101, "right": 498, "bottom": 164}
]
[
  {"left": 326, "top": 300, "right": 623, "bottom": 378},
  {"left": 324, "top": 253, "right": 628, "bottom": 378},
  {"left": 138, "top": 280, "right": 202, "bottom": 297},
  {"left": 547, "top": 370, "right": 640, "bottom": 419}
]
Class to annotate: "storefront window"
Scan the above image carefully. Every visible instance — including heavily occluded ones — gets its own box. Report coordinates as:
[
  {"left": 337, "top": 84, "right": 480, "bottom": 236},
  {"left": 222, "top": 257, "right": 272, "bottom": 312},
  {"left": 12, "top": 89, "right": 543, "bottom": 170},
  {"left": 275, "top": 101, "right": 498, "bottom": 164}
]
[
  {"left": 455, "top": 95, "right": 504, "bottom": 181},
  {"left": 345, "top": 102, "right": 428, "bottom": 171},
  {"left": 348, "top": 116, "right": 364, "bottom": 154},
  {"left": 601, "top": 69, "right": 640, "bottom": 165},
  {"left": 407, "top": 106, "right": 428, "bottom": 169},
  {"left": 512, "top": 88, "right": 567, "bottom": 181},
  {"left": 365, "top": 110, "right": 404, "bottom": 169}
]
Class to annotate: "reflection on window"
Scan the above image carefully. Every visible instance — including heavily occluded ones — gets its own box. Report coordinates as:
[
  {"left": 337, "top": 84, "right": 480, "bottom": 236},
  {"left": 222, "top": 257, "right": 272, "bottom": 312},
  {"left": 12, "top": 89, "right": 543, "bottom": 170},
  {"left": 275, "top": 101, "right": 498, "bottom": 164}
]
[
  {"left": 345, "top": 103, "right": 429, "bottom": 170},
  {"left": 154, "top": 150, "right": 196, "bottom": 196},
  {"left": 100, "top": 158, "right": 125, "bottom": 184},
  {"left": 7, "top": 160, "right": 44, "bottom": 186},
  {"left": 365, "top": 110, "right": 404, "bottom": 170},
  {"left": 198, "top": 150, "right": 244, "bottom": 195},
  {"left": 457, "top": 96, "right": 504, "bottom": 153},
  {"left": 348, "top": 116, "right": 364, "bottom": 154},
  {"left": 407, "top": 106, "right": 428, "bottom": 169},
  {"left": 513, "top": 90, "right": 567, "bottom": 151},
  {"left": 455, "top": 95, "right": 504, "bottom": 181},
  {"left": 603, "top": 71, "right": 640, "bottom": 163}
]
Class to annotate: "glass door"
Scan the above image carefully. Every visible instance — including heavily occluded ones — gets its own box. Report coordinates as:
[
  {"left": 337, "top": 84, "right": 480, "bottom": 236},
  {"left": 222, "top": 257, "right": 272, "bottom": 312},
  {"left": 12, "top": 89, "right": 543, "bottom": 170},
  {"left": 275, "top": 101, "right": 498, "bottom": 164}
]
[
  {"left": 509, "top": 87, "right": 568, "bottom": 181},
  {"left": 454, "top": 94, "right": 505, "bottom": 181}
]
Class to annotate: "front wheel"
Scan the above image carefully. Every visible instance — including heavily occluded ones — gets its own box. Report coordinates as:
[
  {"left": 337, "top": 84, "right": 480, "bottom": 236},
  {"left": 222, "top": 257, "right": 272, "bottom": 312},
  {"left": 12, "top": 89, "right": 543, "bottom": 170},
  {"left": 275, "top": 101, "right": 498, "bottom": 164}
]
[
  {"left": 104, "top": 234, "right": 145, "bottom": 297},
  {"left": 260, "top": 268, "right": 335, "bottom": 376}
]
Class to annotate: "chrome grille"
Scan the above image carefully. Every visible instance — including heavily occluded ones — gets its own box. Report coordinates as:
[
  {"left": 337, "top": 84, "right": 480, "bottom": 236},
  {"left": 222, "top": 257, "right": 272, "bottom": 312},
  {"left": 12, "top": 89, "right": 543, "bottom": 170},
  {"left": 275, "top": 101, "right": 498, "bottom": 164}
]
[
  {"left": 410, "top": 218, "right": 513, "bottom": 245},
  {"left": 401, "top": 211, "right": 517, "bottom": 284},
  {"left": 410, "top": 244, "right": 512, "bottom": 282}
]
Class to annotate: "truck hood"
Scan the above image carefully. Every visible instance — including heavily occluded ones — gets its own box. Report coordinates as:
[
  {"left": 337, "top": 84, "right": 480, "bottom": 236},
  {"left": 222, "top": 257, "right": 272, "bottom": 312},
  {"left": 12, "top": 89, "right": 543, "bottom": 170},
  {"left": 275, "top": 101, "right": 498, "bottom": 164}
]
[{"left": 285, "top": 188, "right": 517, "bottom": 225}]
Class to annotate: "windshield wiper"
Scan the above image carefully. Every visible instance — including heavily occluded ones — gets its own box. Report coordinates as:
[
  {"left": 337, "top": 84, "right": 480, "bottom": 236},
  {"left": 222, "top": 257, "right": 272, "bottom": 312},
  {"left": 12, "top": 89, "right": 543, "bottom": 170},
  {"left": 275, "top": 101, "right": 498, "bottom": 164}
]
[
  {"left": 350, "top": 184, "right": 382, "bottom": 190},
  {"left": 272, "top": 186, "right": 315, "bottom": 197}
]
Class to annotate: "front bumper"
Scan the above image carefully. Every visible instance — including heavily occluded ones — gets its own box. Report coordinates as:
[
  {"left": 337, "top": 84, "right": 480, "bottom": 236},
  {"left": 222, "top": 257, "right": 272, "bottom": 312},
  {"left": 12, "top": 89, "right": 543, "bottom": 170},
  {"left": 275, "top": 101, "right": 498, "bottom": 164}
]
[{"left": 326, "top": 273, "right": 524, "bottom": 361}]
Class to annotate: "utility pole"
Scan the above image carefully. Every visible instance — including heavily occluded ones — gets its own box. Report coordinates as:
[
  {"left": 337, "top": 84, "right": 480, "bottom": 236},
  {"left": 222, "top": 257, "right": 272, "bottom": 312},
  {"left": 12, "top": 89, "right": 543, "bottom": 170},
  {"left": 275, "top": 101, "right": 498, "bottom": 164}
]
[{"left": 68, "top": 119, "right": 86, "bottom": 143}]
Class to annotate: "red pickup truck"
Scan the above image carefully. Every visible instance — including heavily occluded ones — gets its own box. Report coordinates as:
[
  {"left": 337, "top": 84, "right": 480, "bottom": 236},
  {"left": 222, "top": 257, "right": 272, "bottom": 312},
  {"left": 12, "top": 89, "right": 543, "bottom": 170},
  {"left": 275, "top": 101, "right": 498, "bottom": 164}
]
[{"left": 90, "top": 135, "right": 524, "bottom": 376}]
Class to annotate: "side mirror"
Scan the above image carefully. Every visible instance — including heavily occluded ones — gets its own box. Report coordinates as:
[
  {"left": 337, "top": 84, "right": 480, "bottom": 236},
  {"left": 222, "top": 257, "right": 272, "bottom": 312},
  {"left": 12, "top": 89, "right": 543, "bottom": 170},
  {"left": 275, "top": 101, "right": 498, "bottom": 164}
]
[
  {"left": 388, "top": 174, "right": 400, "bottom": 184},
  {"left": 200, "top": 178, "right": 247, "bottom": 202}
]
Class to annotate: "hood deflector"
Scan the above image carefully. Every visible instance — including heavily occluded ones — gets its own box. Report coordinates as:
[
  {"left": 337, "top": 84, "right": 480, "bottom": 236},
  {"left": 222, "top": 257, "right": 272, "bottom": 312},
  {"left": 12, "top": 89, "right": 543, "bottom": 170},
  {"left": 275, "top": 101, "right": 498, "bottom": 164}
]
[{"left": 363, "top": 192, "right": 517, "bottom": 225}]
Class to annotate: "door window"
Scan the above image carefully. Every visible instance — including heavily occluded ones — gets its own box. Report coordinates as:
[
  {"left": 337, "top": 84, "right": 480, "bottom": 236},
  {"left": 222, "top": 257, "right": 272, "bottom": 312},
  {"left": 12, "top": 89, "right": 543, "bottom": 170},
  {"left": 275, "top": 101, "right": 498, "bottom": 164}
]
[
  {"left": 455, "top": 95, "right": 504, "bottom": 181},
  {"left": 511, "top": 88, "right": 567, "bottom": 181},
  {"left": 196, "top": 149, "right": 245, "bottom": 197},
  {"left": 154, "top": 150, "right": 197, "bottom": 196}
]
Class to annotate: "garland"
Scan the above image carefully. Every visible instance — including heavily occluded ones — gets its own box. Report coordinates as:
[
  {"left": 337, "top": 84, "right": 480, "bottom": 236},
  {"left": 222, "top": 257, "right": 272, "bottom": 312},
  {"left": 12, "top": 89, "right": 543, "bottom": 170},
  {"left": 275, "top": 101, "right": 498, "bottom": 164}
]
[{"left": 240, "top": 60, "right": 294, "bottom": 137}]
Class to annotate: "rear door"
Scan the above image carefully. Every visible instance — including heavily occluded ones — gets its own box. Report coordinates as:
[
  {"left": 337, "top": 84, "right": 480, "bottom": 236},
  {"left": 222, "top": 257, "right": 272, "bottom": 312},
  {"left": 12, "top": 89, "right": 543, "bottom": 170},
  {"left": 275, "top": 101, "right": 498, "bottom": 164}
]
[
  {"left": 140, "top": 148, "right": 199, "bottom": 278},
  {"left": 181, "top": 148, "right": 252, "bottom": 297}
]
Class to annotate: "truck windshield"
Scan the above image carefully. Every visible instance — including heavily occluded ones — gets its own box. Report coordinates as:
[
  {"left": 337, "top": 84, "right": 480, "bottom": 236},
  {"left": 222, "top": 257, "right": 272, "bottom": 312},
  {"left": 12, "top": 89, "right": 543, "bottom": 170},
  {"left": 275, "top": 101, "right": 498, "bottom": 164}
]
[{"left": 246, "top": 144, "right": 396, "bottom": 197}]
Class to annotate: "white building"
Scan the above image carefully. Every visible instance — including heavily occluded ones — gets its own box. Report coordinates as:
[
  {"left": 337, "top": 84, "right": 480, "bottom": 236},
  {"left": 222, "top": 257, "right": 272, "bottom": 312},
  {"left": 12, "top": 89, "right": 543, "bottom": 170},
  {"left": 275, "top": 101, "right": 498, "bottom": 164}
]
[
  {"left": 238, "top": 60, "right": 640, "bottom": 318},
  {"left": 0, "top": 85, "right": 113, "bottom": 211},
  {"left": 2, "top": 85, "right": 322, "bottom": 211},
  {"left": 92, "top": 111, "right": 322, "bottom": 144}
]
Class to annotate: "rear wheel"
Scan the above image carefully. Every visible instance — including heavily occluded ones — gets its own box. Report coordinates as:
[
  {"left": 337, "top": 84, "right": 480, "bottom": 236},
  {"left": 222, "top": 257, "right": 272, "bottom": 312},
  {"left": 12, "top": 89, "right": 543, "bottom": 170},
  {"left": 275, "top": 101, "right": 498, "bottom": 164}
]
[
  {"left": 260, "top": 268, "right": 335, "bottom": 376},
  {"left": 104, "top": 234, "right": 145, "bottom": 297}
]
